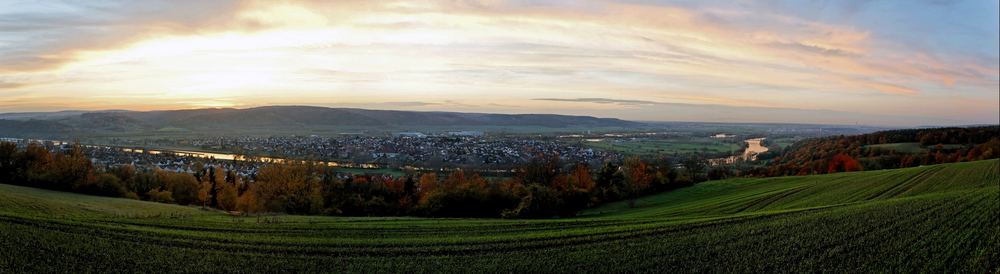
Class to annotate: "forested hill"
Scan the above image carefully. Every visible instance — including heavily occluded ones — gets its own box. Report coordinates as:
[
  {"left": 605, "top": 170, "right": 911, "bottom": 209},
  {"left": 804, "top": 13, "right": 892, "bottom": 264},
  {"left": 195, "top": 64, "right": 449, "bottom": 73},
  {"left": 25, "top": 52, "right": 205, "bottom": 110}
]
[
  {"left": 763, "top": 126, "right": 999, "bottom": 176},
  {"left": 0, "top": 106, "right": 642, "bottom": 136}
]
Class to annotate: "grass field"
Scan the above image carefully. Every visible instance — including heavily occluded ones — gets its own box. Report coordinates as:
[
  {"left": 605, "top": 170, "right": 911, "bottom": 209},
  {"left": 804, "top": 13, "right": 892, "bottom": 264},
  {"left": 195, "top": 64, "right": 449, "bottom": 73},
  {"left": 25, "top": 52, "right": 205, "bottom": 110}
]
[
  {"left": 1, "top": 160, "right": 997, "bottom": 272},
  {"left": 584, "top": 137, "right": 742, "bottom": 156},
  {"left": 767, "top": 136, "right": 802, "bottom": 149}
]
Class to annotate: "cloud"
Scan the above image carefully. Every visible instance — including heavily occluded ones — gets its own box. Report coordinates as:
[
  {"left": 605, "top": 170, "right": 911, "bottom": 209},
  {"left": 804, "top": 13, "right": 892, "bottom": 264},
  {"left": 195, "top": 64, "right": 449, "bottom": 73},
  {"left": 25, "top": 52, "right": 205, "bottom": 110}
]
[
  {"left": 0, "top": 0, "right": 995, "bottom": 125},
  {"left": 533, "top": 98, "right": 660, "bottom": 105},
  {"left": 0, "top": 1, "right": 246, "bottom": 72},
  {"left": 531, "top": 97, "right": 978, "bottom": 127},
  {"left": 865, "top": 82, "right": 919, "bottom": 96},
  {"left": 377, "top": 101, "right": 440, "bottom": 107},
  {"left": 0, "top": 81, "right": 27, "bottom": 90},
  {"left": 768, "top": 41, "right": 859, "bottom": 57}
]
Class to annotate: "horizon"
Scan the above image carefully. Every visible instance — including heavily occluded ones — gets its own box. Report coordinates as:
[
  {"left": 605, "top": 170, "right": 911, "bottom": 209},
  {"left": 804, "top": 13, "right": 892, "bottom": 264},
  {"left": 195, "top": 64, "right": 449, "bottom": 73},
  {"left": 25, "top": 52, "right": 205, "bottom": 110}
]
[
  {"left": 3, "top": 104, "right": 998, "bottom": 128},
  {"left": 1, "top": 1, "right": 998, "bottom": 127}
]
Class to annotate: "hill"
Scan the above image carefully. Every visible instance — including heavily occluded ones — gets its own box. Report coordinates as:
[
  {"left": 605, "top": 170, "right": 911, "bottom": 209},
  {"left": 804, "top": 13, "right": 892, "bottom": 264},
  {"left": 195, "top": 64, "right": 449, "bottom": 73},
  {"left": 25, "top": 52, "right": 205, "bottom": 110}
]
[
  {"left": 763, "top": 125, "right": 1000, "bottom": 176},
  {"left": 2, "top": 159, "right": 997, "bottom": 272},
  {"left": 0, "top": 119, "right": 75, "bottom": 138},
  {"left": 0, "top": 106, "right": 642, "bottom": 136}
]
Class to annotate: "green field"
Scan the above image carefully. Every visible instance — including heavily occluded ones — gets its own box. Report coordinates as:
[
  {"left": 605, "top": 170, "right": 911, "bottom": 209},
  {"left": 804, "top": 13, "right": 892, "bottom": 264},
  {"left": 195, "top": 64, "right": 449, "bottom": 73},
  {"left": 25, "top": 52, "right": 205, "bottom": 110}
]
[
  {"left": 584, "top": 137, "right": 742, "bottom": 156},
  {"left": 1, "top": 160, "right": 997, "bottom": 272},
  {"left": 767, "top": 136, "right": 802, "bottom": 149}
]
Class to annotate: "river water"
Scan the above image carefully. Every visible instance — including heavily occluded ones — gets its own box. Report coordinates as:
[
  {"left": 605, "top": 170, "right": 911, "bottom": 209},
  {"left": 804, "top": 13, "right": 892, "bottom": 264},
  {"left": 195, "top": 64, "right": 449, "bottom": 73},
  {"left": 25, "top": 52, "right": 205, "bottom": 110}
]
[
  {"left": 2, "top": 137, "right": 375, "bottom": 168},
  {"left": 710, "top": 138, "right": 769, "bottom": 165}
]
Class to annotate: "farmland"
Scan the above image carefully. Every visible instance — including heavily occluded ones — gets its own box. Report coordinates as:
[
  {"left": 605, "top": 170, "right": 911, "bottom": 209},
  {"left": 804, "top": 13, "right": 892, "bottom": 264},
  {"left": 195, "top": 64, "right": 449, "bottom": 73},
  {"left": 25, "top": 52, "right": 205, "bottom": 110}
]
[
  {"left": 1, "top": 159, "right": 998, "bottom": 272},
  {"left": 583, "top": 137, "right": 742, "bottom": 156}
]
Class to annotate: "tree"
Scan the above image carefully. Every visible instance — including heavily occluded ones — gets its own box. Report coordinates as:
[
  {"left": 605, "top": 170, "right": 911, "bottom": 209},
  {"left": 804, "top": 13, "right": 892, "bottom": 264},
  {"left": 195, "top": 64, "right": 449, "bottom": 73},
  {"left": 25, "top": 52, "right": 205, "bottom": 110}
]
[
  {"left": 216, "top": 179, "right": 239, "bottom": 211},
  {"left": 159, "top": 171, "right": 200, "bottom": 205},
  {"left": 198, "top": 179, "right": 213, "bottom": 208},
  {"left": 109, "top": 165, "right": 137, "bottom": 191},
  {"left": 681, "top": 157, "right": 707, "bottom": 183},
  {"left": 85, "top": 173, "right": 131, "bottom": 198},
  {"left": 207, "top": 166, "right": 225, "bottom": 207},
  {"left": 827, "top": 153, "right": 862, "bottom": 173},
  {"left": 236, "top": 190, "right": 260, "bottom": 220},
  {"left": 20, "top": 144, "right": 52, "bottom": 187},
  {"left": 416, "top": 173, "right": 438, "bottom": 204},
  {"left": 520, "top": 153, "right": 561, "bottom": 185},
  {"left": 566, "top": 164, "right": 595, "bottom": 192},
  {"left": 48, "top": 144, "right": 95, "bottom": 191},
  {"left": 147, "top": 188, "right": 174, "bottom": 203},
  {"left": 253, "top": 162, "right": 324, "bottom": 214},
  {"left": 594, "top": 162, "right": 624, "bottom": 202},
  {"left": 0, "top": 142, "right": 16, "bottom": 182},
  {"left": 622, "top": 157, "right": 652, "bottom": 208},
  {"left": 650, "top": 156, "right": 678, "bottom": 191}
]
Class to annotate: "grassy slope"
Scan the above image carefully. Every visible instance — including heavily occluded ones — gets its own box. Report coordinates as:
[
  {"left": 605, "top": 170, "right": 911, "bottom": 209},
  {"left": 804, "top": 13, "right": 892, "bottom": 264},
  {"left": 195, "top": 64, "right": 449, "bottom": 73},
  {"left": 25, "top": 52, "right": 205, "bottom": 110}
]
[{"left": 1, "top": 160, "right": 997, "bottom": 273}]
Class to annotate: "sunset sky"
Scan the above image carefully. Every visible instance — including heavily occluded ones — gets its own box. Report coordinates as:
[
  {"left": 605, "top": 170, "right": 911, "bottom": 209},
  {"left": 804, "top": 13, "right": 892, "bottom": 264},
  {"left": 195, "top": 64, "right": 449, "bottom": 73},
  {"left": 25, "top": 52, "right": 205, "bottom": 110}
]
[{"left": 0, "top": 0, "right": 997, "bottom": 126}]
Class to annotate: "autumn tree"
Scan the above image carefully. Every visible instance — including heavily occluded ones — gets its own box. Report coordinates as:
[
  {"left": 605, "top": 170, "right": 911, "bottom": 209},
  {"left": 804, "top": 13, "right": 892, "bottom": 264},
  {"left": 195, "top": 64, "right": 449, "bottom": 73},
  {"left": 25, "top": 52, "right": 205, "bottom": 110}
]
[
  {"left": 562, "top": 163, "right": 596, "bottom": 209},
  {"left": 206, "top": 166, "right": 225, "bottom": 207},
  {"left": 158, "top": 170, "right": 200, "bottom": 205},
  {"left": 566, "top": 164, "right": 595, "bottom": 192},
  {"left": 416, "top": 173, "right": 438, "bottom": 204},
  {"left": 622, "top": 157, "right": 652, "bottom": 208},
  {"left": 216, "top": 174, "right": 239, "bottom": 212},
  {"left": 827, "top": 153, "right": 863, "bottom": 173},
  {"left": 147, "top": 188, "right": 175, "bottom": 203},
  {"left": 252, "top": 162, "right": 324, "bottom": 214},
  {"left": 236, "top": 190, "right": 261, "bottom": 220},
  {"left": 19, "top": 144, "right": 52, "bottom": 187},
  {"left": 197, "top": 179, "right": 213, "bottom": 208},
  {"left": 86, "top": 173, "right": 131, "bottom": 198}
]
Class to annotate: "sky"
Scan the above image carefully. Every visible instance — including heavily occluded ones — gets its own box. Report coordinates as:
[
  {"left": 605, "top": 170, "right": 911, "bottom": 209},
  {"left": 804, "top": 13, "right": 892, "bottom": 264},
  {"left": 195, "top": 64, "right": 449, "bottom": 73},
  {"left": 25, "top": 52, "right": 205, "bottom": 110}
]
[{"left": 0, "top": 0, "right": 997, "bottom": 126}]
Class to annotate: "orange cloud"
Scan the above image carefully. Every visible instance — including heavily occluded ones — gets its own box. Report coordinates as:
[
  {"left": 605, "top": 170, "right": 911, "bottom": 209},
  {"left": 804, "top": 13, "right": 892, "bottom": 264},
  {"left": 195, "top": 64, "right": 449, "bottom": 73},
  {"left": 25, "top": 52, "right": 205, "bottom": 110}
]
[
  {"left": 866, "top": 82, "right": 919, "bottom": 95},
  {"left": 0, "top": 0, "right": 994, "bottom": 125}
]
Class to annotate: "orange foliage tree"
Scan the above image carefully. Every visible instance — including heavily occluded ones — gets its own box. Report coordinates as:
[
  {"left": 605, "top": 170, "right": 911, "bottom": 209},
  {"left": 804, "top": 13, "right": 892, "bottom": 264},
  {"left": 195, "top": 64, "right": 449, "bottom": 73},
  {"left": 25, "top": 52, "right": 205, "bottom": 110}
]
[
  {"left": 827, "top": 153, "right": 863, "bottom": 173},
  {"left": 622, "top": 157, "right": 652, "bottom": 207}
]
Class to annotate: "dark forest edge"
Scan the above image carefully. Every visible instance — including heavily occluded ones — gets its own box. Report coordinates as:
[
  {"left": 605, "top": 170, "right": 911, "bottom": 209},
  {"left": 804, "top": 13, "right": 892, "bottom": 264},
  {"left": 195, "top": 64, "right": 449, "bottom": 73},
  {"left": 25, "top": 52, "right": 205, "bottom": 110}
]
[{"left": 0, "top": 125, "right": 997, "bottom": 218}]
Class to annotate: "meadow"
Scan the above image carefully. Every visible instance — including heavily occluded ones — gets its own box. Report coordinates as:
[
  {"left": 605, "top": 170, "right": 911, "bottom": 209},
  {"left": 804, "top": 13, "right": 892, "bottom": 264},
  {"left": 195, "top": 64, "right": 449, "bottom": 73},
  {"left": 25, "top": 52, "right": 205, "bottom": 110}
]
[
  {"left": 583, "top": 137, "right": 742, "bottom": 156},
  {"left": 1, "top": 159, "right": 997, "bottom": 272}
]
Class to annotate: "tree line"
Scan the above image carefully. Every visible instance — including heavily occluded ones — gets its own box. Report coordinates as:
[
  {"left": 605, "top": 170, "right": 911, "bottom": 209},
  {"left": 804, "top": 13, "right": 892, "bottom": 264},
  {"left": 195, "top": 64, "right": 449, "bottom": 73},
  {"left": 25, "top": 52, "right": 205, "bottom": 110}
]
[
  {"left": 760, "top": 126, "right": 999, "bottom": 176},
  {"left": 0, "top": 142, "right": 712, "bottom": 218}
]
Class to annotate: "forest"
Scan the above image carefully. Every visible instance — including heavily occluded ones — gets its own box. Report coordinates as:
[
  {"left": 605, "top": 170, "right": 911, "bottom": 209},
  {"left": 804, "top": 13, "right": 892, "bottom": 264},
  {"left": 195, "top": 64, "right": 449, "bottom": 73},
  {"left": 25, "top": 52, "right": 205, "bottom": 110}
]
[{"left": 760, "top": 126, "right": 999, "bottom": 176}]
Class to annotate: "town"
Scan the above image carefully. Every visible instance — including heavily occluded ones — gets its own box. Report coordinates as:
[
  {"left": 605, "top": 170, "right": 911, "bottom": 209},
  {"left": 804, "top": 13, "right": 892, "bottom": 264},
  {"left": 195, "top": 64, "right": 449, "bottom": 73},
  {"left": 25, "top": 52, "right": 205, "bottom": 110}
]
[{"left": 1, "top": 134, "right": 629, "bottom": 178}]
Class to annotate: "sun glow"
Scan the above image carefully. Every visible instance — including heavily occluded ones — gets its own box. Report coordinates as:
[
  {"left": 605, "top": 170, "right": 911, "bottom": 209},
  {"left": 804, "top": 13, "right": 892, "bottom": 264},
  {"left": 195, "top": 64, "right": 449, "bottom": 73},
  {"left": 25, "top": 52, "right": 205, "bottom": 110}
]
[{"left": 0, "top": 1, "right": 995, "bottom": 125}]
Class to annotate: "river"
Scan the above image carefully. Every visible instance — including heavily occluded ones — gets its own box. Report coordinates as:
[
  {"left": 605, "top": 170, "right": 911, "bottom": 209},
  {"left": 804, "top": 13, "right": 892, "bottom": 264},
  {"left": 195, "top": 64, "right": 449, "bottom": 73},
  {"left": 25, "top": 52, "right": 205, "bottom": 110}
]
[
  {"left": 2, "top": 137, "right": 377, "bottom": 168},
  {"left": 710, "top": 138, "right": 769, "bottom": 165}
]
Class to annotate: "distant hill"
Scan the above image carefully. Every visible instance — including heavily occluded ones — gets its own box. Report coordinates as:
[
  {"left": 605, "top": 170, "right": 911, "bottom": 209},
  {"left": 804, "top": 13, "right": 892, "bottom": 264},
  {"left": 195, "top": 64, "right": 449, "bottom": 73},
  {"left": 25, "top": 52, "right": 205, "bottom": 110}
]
[
  {"left": 0, "top": 106, "right": 642, "bottom": 136},
  {"left": 0, "top": 119, "right": 75, "bottom": 138}
]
